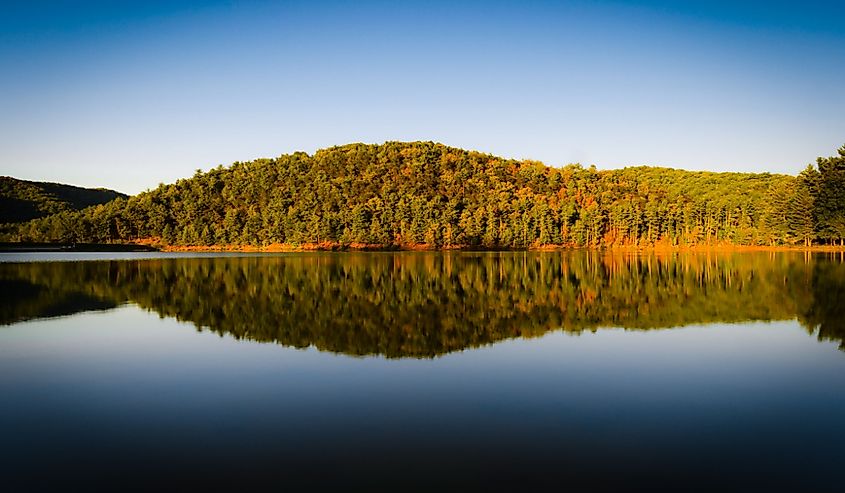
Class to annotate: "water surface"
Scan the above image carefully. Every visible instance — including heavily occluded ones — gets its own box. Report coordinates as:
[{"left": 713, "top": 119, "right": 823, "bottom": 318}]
[{"left": 1, "top": 251, "right": 843, "bottom": 491}]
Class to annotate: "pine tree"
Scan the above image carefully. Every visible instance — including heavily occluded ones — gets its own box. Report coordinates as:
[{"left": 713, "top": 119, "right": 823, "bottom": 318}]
[
  {"left": 789, "top": 166, "right": 817, "bottom": 247},
  {"left": 815, "top": 145, "right": 845, "bottom": 245}
]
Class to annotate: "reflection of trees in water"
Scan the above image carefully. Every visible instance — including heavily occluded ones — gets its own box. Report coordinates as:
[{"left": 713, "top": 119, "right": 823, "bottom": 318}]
[
  {"left": 1, "top": 252, "right": 843, "bottom": 356},
  {"left": 798, "top": 259, "right": 845, "bottom": 349}
]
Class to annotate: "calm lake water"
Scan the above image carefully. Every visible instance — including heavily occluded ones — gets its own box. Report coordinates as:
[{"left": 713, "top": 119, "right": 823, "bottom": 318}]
[{"left": 1, "top": 251, "right": 844, "bottom": 491}]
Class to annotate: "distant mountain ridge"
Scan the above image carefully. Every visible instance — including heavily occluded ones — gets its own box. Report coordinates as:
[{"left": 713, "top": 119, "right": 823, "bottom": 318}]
[
  {"left": 1, "top": 141, "right": 843, "bottom": 247},
  {"left": 0, "top": 176, "right": 126, "bottom": 224}
]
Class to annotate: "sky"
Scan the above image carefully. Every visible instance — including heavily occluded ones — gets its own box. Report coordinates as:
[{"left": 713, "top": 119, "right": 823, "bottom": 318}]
[{"left": 1, "top": 0, "right": 844, "bottom": 194}]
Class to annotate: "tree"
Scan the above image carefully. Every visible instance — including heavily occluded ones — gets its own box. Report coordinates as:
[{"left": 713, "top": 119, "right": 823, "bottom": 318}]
[
  {"left": 815, "top": 145, "right": 845, "bottom": 245},
  {"left": 789, "top": 166, "right": 817, "bottom": 247}
]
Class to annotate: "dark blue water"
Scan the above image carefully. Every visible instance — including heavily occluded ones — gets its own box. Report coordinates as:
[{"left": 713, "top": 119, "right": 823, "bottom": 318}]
[{"left": 1, "top": 252, "right": 843, "bottom": 491}]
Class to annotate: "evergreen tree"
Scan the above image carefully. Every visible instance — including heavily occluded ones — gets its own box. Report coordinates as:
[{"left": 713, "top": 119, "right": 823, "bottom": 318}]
[
  {"left": 815, "top": 145, "right": 845, "bottom": 245},
  {"left": 790, "top": 166, "right": 818, "bottom": 247}
]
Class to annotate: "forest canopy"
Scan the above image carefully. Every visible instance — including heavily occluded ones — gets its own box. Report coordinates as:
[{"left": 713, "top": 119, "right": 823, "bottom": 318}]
[{"left": 2, "top": 142, "right": 844, "bottom": 248}]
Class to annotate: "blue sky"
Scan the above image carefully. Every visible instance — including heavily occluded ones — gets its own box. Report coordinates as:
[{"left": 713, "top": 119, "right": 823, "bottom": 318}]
[{"left": 1, "top": 0, "right": 844, "bottom": 194}]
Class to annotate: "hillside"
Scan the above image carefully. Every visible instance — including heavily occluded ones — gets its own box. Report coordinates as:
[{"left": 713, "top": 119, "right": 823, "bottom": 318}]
[
  {"left": 0, "top": 176, "right": 126, "bottom": 224},
  {"left": 2, "top": 141, "right": 843, "bottom": 248}
]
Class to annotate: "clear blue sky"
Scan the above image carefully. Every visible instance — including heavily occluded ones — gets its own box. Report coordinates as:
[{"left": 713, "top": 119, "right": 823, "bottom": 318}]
[{"left": 1, "top": 0, "right": 843, "bottom": 194}]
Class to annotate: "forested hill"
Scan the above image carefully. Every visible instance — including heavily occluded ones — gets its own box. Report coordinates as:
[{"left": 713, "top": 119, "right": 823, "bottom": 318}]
[
  {"left": 0, "top": 176, "right": 126, "bottom": 224},
  {"left": 2, "top": 141, "right": 844, "bottom": 248}
]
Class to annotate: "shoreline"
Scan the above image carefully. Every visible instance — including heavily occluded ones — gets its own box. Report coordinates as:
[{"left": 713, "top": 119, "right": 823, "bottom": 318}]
[
  {"left": 159, "top": 242, "right": 845, "bottom": 253},
  {"left": 0, "top": 242, "right": 159, "bottom": 253},
  {"left": 3, "top": 241, "right": 844, "bottom": 254}
]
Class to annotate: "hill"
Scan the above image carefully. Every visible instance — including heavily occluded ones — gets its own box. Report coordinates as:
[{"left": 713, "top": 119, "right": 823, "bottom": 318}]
[
  {"left": 2, "top": 141, "right": 843, "bottom": 248},
  {"left": 0, "top": 176, "right": 126, "bottom": 224}
]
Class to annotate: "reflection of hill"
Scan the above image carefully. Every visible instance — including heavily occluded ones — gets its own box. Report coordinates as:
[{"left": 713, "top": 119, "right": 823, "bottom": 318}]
[
  {"left": 1, "top": 252, "right": 843, "bottom": 356},
  {"left": 0, "top": 279, "right": 117, "bottom": 324}
]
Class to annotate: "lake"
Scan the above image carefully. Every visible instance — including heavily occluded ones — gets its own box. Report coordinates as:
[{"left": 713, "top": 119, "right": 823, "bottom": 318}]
[{"left": 1, "top": 251, "right": 844, "bottom": 491}]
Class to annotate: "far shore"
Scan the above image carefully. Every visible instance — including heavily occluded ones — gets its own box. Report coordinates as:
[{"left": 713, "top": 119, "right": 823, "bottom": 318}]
[
  {"left": 3, "top": 241, "right": 845, "bottom": 254},
  {"left": 0, "top": 242, "right": 159, "bottom": 253},
  {"left": 150, "top": 241, "right": 845, "bottom": 254}
]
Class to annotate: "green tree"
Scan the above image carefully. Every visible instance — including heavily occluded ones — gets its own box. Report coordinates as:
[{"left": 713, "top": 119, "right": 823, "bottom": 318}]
[{"left": 815, "top": 145, "right": 845, "bottom": 245}]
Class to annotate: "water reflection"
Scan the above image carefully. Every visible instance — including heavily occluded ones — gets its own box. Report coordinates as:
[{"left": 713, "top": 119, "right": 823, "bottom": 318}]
[{"left": 1, "top": 251, "right": 843, "bottom": 356}]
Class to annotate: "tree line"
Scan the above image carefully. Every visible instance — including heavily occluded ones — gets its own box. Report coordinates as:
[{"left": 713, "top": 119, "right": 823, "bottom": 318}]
[{"left": 2, "top": 142, "right": 844, "bottom": 248}]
